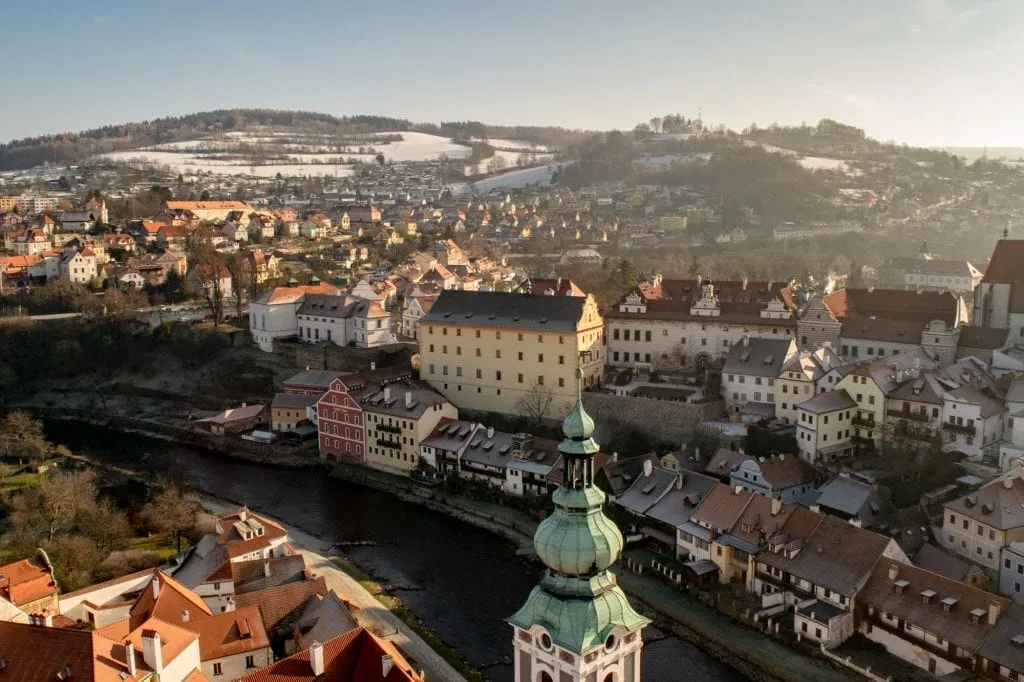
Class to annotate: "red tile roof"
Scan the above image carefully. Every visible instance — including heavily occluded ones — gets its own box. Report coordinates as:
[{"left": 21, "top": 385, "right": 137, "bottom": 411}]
[
  {"left": 240, "top": 627, "right": 423, "bottom": 682},
  {"left": 982, "top": 240, "right": 1024, "bottom": 283},
  {"left": 823, "top": 288, "right": 961, "bottom": 325},
  {"left": 234, "top": 576, "right": 328, "bottom": 632},
  {"left": 126, "top": 570, "right": 213, "bottom": 630},
  {"left": 183, "top": 605, "right": 270, "bottom": 661},
  {"left": 0, "top": 621, "right": 94, "bottom": 681},
  {"left": 0, "top": 551, "right": 57, "bottom": 607}
]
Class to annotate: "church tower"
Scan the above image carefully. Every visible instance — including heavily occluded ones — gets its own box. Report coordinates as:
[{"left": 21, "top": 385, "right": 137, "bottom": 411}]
[{"left": 509, "top": 368, "right": 649, "bottom": 682}]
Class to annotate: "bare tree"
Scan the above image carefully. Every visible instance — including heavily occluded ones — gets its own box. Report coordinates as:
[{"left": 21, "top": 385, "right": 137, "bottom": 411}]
[
  {"left": 142, "top": 486, "right": 201, "bottom": 553},
  {"left": 0, "top": 410, "right": 49, "bottom": 461},
  {"left": 223, "top": 251, "right": 248, "bottom": 322},
  {"left": 515, "top": 382, "right": 555, "bottom": 429}
]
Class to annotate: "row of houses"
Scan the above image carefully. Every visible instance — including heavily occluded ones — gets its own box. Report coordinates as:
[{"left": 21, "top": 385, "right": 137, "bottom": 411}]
[
  {"left": 0, "top": 506, "right": 423, "bottom": 681},
  {"left": 611, "top": 455, "right": 1024, "bottom": 679}
]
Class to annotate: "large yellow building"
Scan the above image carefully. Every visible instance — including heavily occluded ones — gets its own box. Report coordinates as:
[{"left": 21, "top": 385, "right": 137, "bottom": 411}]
[{"left": 418, "top": 290, "right": 604, "bottom": 420}]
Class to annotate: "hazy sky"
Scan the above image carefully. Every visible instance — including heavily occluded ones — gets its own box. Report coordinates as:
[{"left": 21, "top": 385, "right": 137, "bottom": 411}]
[{"left": 3, "top": 0, "right": 1021, "bottom": 147}]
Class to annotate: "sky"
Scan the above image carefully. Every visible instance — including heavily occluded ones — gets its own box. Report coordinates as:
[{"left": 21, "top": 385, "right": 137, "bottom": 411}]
[{"left": 3, "top": 0, "right": 1022, "bottom": 147}]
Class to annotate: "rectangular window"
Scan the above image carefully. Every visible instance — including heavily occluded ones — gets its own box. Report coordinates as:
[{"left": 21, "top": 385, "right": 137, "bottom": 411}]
[
  {"left": 559, "top": 355, "right": 565, "bottom": 364},
  {"left": 214, "top": 663, "right": 223, "bottom": 676},
  {"left": 496, "top": 371, "right": 502, "bottom": 380},
  {"left": 538, "top": 354, "right": 544, "bottom": 362},
  {"left": 645, "top": 330, "right": 652, "bottom": 342},
  {"left": 613, "top": 328, "right": 620, "bottom": 340},
  {"left": 518, "top": 373, "right": 524, "bottom": 383}
]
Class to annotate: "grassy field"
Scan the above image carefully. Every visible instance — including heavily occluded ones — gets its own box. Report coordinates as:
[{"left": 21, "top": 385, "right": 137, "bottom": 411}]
[
  {"left": 0, "top": 471, "right": 44, "bottom": 493},
  {"left": 130, "top": 533, "right": 187, "bottom": 560}
]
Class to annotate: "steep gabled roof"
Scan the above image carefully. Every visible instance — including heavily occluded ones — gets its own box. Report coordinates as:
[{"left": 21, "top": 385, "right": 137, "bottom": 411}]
[
  {"left": 128, "top": 570, "right": 213, "bottom": 630},
  {"left": 240, "top": 627, "right": 422, "bottom": 682},
  {"left": 982, "top": 240, "right": 1024, "bottom": 283}
]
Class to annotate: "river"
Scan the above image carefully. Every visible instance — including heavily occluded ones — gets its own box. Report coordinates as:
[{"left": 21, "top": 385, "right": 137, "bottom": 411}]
[{"left": 48, "top": 422, "right": 746, "bottom": 682}]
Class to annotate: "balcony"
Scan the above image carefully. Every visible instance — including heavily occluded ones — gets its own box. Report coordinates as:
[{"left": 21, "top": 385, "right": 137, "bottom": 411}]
[
  {"left": 851, "top": 415, "right": 876, "bottom": 428},
  {"left": 942, "top": 422, "right": 976, "bottom": 437},
  {"left": 376, "top": 438, "right": 401, "bottom": 449},
  {"left": 891, "top": 423, "right": 936, "bottom": 442},
  {"left": 377, "top": 423, "right": 402, "bottom": 435},
  {"left": 886, "top": 408, "right": 930, "bottom": 423},
  {"left": 851, "top": 434, "right": 874, "bottom": 446}
]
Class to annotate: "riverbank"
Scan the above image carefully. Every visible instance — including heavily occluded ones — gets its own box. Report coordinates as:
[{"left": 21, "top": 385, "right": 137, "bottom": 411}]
[
  {"left": 328, "top": 461, "right": 858, "bottom": 682},
  {"left": 201, "top": 495, "right": 472, "bottom": 682},
  {"left": 43, "top": 413, "right": 851, "bottom": 681}
]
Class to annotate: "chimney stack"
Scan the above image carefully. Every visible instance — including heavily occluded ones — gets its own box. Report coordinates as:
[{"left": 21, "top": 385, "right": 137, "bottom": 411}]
[
  {"left": 141, "top": 629, "right": 163, "bottom": 675},
  {"left": 888, "top": 564, "right": 899, "bottom": 581},
  {"left": 487, "top": 426, "right": 494, "bottom": 438},
  {"left": 612, "top": 452, "right": 619, "bottom": 463},
  {"left": 1005, "top": 478, "right": 1015, "bottom": 490},
  {"left": 990, "top": 600, "right": 1003, "bottom": 625},
  {"left": 849, "top": 516, "right": 863, "bottom": 528},
  {"left": 382, "top": 655, "right": 394, "bottom": 677},
  {"left": 263, "top": 560, "right": 271, "bottom": 578},
  {"left": 309, "top": 642, "right": 325, "bottom": 676},
  {"left": 225, "top": 597, "right": 236, "bottom": 613},
  {"left": 810, "top": 503, "right": 821, "bottom": 514},
  {"left": 384, "top": 387, "right": 391, "bottom": 402},
  {"left": 239, "top": 506, "right": 248, "bottom": 521},
  {"left": 643, "top": 459, "right": 653, "bottom": 478},
  {"left": 151, "top": 577, "right": 161, "bottom": 599},
  {"left": 181, "top": 609, "right": 189, "bottom": 624},
  {"left": 405, "top": 391, "right": 412, "bottom": 408},
  {"left": 124, "top": 640, "right": 136, "bottom": 676},
  {"left": 734, "top": 484, "right": 744, "bottom": 495},
  {"left": 771, "top": 495, "right": 782, "bottom": 516},
  {"left": 370, "top": 361, "right": 376, "bottom": 371}
]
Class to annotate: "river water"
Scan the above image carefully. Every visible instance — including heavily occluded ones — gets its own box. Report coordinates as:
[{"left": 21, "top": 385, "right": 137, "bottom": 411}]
[{"left": 48, "top": 423, "right": 745, "bottom": 682}]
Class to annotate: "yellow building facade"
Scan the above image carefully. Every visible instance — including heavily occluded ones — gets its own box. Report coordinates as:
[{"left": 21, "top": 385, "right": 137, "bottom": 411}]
[{"left": 419, "top": 291, "right": 604, "bottom": 420}]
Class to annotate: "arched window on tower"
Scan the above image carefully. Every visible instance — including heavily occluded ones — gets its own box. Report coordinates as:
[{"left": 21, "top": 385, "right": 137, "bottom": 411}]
[
  {"left": 539, "top": 673, "right": 554, "bottom": 682},
  {"left": 603, "top": 674, "right": 617, "bottom": 682}
]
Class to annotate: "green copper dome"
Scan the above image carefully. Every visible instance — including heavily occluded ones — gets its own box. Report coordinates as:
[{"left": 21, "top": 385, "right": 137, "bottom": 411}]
[
  {"left": 508, "top": 582, "right": 649, "bottom": 655},
  {"left": 533, "top": 493, "right": 624, "bottom": 577},
  {"left": 508, "top": 362, "right": 650, "bottom": 656},
  {"left": 562, "top": 393, "right": 595, "bottom": 441}
]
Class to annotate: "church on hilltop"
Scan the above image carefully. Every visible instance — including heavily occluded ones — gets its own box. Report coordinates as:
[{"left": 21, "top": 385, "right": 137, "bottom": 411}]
[{"left": 509, "top": 366, "right": 650, "bottom": 681}]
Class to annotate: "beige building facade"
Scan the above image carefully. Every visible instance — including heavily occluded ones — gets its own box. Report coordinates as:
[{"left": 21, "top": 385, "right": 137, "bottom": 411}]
[{"left": 419, "top": 291, "right": 604, "bottom": 419}]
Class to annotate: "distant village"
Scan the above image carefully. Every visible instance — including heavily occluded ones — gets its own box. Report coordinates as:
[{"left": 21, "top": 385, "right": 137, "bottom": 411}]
[{"left": 5, "top": 130, "right": 1024, "bottom": 680}]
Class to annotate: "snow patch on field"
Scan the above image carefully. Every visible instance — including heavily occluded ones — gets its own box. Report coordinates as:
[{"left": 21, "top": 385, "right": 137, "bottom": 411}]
[{"left": 452, "top": 162, "right": 570, "bottom": 196}]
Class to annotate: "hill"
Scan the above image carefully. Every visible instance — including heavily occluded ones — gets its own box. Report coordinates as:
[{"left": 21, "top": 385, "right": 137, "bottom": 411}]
[{"left": 0, "top": 109, "right": 589, "bottom": 171}]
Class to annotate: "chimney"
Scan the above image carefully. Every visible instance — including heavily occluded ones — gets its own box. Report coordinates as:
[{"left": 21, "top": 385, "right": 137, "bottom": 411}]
[
  {"left": 676, "top": 473, "right": 684, "bottom": 489},
  {"left": 810, "top": 503, "right": 821, "bottom": 514},
  {"left": 734, "top": 484, "right": 743, "bottom": 494},
  {"left": 743, "top": 334, "right": 750, "bottom": 347},
  {"left": 384, "top": 387, "right": 392, "bottom": 402},
  {"left": 771, "top": 495, "right": 782, "bottom": 516},
  {"left": 309, "top": 641, "right": 325, "bottom": 676},
  {"left": 181, "top": 609, "right": 189, "bottom": 624},
  {"left": 849, "top": 516, "right": 863, "bottom": 528},
  {"left": 370, "top": 361, "right": 376, "bottom": 371},
  {"left": 612, "top": 452, "right": 619, "bottom": 463},
  {"left": 486, "top": 426, "right": 494, "bottom": 438},
  {"left": 141, "top": 630, "right": 163, "bottom": 675},
  {"left": 643, "top": 459, "right": 653, "bottom": 477},
  {"left": 225, "top": 596, "right": 236, "bottom": 613},
  {"left": 241, "top": 402, "right": 247, "bottom": 408},
  {"left": 239, "top": 506, "right": 248, "bottom": 521},
  {"left": 405, "top": 391, "right": 412, "bottom": 408},
  {"left": 124, "top": 640, "right": 136, "bottom": 676},
  {"left": 263, "top": 560, "right": 271, "bottom": 578},
  {"left": 888, "top": 564, "right": 899, "bottom": 581},
  {"left": 990, "top": 600, "right": 1003, "bottom": 625},
  {"left": 1005, "top": 478, "right": 1015, "bottom": 490},
  {"left": 742, "top": 276, "right": 748, "bottom": 291},
  {"left": 151, "top": 577, "right": 161, "bottom": 599},
  {"left": 382, "top": 654, "right": 395, "bottom": 677}
]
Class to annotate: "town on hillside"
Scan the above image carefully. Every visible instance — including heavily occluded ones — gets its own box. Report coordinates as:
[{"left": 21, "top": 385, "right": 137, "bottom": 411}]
[{"left": 7, "top": 114, "right": 1024, "bottom": 682}]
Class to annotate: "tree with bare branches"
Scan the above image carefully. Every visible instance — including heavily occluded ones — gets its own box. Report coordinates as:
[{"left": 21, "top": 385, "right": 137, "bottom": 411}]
[{"left": 515, "top": 382, "right": 555, "bottom": 429}]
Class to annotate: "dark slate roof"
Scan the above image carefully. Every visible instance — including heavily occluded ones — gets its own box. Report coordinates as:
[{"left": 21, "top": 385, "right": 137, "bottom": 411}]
[
  {"left": 420, "top": 290, "right": 588, "bottom": 332},
  {"left": 722, "top": 338, "right": 794, "bottom": 378},
  {"left": 978, "top": 602, "right": 1024, "bottom": 674},
  {"left": 959, "top": 325, "right": 1010, "bottom": 350}
]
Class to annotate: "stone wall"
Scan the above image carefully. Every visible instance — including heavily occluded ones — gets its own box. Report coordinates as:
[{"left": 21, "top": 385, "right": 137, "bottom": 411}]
[
  {"left": 582, "top": 393, "right": 726, "bottom": 447},
  {"left": 286, "top": 341, "right": 414, "bottom": 373}
]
